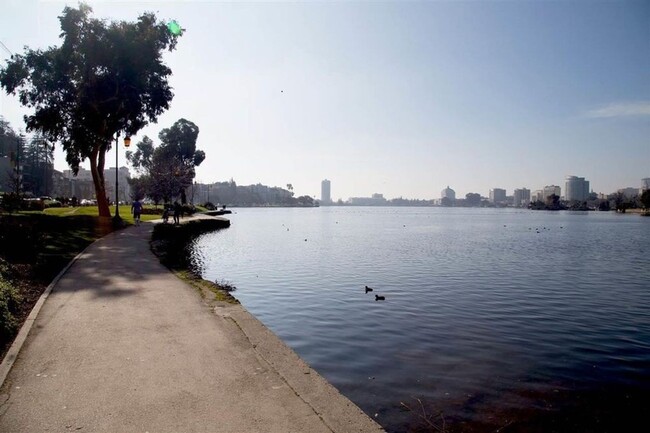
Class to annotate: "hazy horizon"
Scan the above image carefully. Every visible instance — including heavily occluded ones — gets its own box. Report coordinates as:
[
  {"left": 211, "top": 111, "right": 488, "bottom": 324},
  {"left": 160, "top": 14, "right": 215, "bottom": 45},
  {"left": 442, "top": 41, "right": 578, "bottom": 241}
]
[{"left": 1, "top": 0, "right": 648, "bottom": 200}]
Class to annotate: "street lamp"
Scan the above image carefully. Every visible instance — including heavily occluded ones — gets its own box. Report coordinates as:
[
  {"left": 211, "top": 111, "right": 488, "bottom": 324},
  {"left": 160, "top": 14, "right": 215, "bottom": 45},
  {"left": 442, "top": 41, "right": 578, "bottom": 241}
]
[{"left": 112, "top": 133, "right": 131, "bottom": 224}]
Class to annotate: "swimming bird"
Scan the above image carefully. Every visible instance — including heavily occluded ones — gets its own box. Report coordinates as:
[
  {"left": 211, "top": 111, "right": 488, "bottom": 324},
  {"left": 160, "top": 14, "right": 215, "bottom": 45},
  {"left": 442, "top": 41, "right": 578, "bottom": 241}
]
[
  {"left": 365, "top": 286, "right": 373, "bottom": 293},
  {"left": 375, "top": 295, "right": 385, "bottom": 301}
]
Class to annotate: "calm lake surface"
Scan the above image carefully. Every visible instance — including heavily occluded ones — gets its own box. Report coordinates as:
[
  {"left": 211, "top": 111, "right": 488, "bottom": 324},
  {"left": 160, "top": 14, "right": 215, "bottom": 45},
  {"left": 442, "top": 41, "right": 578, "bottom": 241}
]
[{"left": 190, "top": 207, "right": 649, "bottom": 432}]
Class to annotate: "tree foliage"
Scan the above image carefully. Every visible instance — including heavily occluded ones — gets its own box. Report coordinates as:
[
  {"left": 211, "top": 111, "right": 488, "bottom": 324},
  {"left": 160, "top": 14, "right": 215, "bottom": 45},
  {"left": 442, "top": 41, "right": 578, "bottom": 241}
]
[
  {"left": 0, "top": 117, "right": 20, "bottom": 159},
  {"left": 126, "top": 119, "right": 204, "bottom": 204},
  {"left": 465, "top": 193, "right": 481, "bottom": 207},
  {"left": 641, "top": 190, "right": 650, "bottom": 211},
  {"left": 612, "top": 192, "right": 631, "bottom": 213},
  {"left": 0, "top": 4, "right": 182, "bottom": 217},
  {"left": 21, "top": 135, "right": 54, "bottom": 197}
]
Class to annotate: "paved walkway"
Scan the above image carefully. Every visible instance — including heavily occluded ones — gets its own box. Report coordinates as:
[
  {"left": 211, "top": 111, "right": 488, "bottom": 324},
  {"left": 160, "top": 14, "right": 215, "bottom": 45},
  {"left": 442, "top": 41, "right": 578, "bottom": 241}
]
[{"left": 0, "top": 220, "right": 383, "bottom": 433}]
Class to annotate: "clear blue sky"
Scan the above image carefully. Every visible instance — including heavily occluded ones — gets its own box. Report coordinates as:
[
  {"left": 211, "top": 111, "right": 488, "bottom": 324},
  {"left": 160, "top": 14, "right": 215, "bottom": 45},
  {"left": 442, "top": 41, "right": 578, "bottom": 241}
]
[{"left": 1, "top": 0, "right": 648, "bottom": 200}]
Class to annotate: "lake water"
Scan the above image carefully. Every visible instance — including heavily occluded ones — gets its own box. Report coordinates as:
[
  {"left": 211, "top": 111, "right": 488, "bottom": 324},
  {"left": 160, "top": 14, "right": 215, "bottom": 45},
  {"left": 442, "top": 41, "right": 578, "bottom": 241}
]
[{"left": 190, "top": 207, "right": 649, "bottom": 432}]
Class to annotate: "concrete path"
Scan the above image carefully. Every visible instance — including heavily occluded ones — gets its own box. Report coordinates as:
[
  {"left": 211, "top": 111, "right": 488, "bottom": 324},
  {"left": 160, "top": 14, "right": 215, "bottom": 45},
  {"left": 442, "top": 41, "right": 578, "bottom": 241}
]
[{"left": 0, "top": 220, "right": 383, "bottom": 433}]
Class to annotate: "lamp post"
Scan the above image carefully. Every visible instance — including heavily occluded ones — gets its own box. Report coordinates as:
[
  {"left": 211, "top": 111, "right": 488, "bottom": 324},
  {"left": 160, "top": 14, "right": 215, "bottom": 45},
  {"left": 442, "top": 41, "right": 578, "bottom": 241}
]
[{"left": 112, "top": 133, "right": 131, "bottom": 224}]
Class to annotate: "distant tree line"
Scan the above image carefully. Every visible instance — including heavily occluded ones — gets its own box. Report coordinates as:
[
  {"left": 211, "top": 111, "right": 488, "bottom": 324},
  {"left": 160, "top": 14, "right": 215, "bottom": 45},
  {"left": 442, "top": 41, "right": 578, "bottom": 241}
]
[{"left": 198, "top": 180, "right": 316, "bottom": 207}]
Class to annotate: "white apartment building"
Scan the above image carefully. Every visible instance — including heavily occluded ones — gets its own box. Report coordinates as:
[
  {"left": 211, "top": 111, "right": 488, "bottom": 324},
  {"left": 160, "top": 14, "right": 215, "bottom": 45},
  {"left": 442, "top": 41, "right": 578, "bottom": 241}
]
[
  {"left": 565, "top": 176, "right": 590, "bottom": 201},
  {"left": 441, "top": 185, "right": 456, "bottom": 201}
]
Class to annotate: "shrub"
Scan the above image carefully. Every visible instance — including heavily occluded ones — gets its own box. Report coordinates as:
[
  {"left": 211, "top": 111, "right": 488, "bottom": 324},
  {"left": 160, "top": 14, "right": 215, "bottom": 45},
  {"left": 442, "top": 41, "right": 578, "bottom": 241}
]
[
  {"left": 25, "top": 199, "right": 45, "bottom": 211},
  {"left": 182, "top": 204, "right": 196, "bottom": 215},
  {"left": 0, "top": 193, "right": 23, "bottom": 212},
  {"left": 0, "top": 274, "right": 21, "bottom": 345},
  {"left": 140, "top": 207, "right": 164, "bottom": 215}
]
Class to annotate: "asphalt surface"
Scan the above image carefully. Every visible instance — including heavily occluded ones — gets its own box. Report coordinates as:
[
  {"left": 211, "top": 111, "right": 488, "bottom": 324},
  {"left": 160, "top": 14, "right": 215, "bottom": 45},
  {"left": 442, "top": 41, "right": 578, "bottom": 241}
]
[{"left": 0, "top": 219, "right": 383, "bottom": 433}]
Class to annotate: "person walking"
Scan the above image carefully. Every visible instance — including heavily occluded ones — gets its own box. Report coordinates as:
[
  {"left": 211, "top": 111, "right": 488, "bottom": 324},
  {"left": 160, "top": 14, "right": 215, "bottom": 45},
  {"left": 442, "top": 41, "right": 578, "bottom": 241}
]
[
  {"left": 162, "top": 206, "right": 170, "bottom": 224},
  {"left": 131, "top": 199, "right": 144, "bottom": 226}
]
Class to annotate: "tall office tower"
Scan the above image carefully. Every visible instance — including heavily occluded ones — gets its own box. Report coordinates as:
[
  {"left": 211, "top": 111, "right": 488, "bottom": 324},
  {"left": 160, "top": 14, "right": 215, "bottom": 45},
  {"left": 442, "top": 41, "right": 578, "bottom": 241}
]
[
  {"left": 513, "top": 188, "right": 531, "bottom": 207},
  {"left": 489, "top": 188, "right": 506, "bottom": 204},
  {"left": 321, "top": 179, "right": 331, "bottom": 204}
]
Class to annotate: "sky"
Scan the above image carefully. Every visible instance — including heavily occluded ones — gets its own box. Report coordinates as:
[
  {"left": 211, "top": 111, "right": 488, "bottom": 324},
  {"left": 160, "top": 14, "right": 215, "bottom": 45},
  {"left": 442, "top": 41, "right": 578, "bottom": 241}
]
[{"left": 1, "top": 0, "right": 649, "bottom": 200}]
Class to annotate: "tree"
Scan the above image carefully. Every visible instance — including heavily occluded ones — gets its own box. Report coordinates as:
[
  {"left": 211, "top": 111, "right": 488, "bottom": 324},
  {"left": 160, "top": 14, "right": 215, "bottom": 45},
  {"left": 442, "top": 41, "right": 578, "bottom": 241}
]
[
  {"left": 127, "top": 176, "right": 147, "bottom": 201},
  {"left": 465, "top": 193, "right": 481, "bottom": 207},
  {"left": 158, "top": 119, "right": 205, "bottom": 203},
  {"left": 612, "top": 192, "right": 630, "bottom": 213},
  {"left": 21, "top": 135, "right": 54, "bottom": 197},
  {"left": 296, "top": 195, "right": 314, "bottom": 206},
  {"left": 545, "top": 194, "right": 562, "bottom": 210},
  {"left": 0, "top": 117, "right": 20, "bottom": 158},
  {"left": 126, "top": 119, "right": 204, "bottom": 204},
  {"left": 0, "top": 119, "right": 23, "bottom": 194},
  {"left": 0, "top": 4, "right": 182, "bottom": 217},
  {"left": 599, "top": 200, "right": 610, "bottom": 211},
  {"left": 641, "top": 190, "right": 650, "bottom": 211}
]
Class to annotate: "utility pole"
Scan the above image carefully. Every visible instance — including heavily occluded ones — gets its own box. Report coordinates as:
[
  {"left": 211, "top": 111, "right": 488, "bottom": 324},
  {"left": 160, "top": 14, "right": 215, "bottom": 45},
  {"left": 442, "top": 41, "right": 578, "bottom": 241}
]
[{"left": 14, "top": 134, "right": 23, "bottom": 194}]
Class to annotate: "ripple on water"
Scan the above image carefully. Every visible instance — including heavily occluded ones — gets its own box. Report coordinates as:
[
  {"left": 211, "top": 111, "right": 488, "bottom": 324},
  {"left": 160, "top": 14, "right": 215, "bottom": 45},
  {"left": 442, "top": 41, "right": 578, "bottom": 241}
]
[{"left": 192, "top": 207, "right": 650, "bottom": 432}]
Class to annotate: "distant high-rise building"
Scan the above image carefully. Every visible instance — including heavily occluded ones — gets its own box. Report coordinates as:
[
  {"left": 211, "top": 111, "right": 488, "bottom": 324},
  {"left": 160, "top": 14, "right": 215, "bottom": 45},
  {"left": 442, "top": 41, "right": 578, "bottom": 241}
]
[
  {"left": 641, "top": 178, "right": 650, "bottom": 191},
  {"left": 321, "top": 179, "right": 331, "bottom": 204},
  {"left": 618, "top": 187, "right": 638, "bottom": 198},
  {"left": 565, "top": 176, "right": 590, "bottom": 201},
  {"left": 513, "top": 188, "right": 531, "bottom": 207},
  {"left": 542, "top": 185, "right": 561, "bottom": 199},
  {"left": 532, "top": 190, "right": 544, "bottom": 202},
  {"left": 441, "top": 185, "right": 456, "bottom": 201},
  {"left": 489, "top": 188, "right": 506, "bottom": 204}
]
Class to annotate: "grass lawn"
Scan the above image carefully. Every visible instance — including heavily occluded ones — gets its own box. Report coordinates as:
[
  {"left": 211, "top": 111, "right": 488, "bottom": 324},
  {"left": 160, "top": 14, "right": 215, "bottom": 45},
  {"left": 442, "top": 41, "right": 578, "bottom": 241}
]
[{"left": 44, "top": 205, "right": 161, "bottom": 223}]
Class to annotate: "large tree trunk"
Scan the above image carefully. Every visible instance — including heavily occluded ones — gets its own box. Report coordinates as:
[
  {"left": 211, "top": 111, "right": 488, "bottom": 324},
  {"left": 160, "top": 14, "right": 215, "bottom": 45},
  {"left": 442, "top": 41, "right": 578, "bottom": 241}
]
[{"left": 89, "top": 146, "right": 111, "bottom": 217}]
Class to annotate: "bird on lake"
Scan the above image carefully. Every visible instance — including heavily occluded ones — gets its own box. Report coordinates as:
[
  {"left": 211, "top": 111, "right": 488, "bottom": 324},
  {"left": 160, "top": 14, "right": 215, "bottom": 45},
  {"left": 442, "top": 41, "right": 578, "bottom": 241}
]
[
  {"left": 365, "top": 286, "right": 373, "bottom": 293},
  {"left": 375, "top": 295, "right": 385, "bottom": 301}
]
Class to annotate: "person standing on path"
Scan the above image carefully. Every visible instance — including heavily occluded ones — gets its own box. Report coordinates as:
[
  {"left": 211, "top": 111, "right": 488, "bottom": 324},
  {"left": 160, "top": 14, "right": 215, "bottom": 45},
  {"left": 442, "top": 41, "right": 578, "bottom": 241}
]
[
  {"left": 131, "top": 199, "right": 143, "bottom": 226},
  {"left": 173, "top": 201, "right": 181, "bottom": 225}
]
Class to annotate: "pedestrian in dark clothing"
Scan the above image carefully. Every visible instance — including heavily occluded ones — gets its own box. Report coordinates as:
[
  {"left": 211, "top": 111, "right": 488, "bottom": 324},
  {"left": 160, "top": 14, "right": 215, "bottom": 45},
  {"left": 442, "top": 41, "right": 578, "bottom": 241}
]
[
  {"left": 173, "top": 201, "right": 181, "bottom": 224},
  {"left": 131, "top": 199, "right": 143, "bottom": 226}
]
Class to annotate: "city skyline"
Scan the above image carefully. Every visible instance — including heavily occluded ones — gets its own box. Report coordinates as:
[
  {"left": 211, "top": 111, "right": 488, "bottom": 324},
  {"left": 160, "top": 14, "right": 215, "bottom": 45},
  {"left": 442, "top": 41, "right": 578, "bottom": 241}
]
[{"left": 1, "top": 1, "right": 648, "bottom": 200}]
